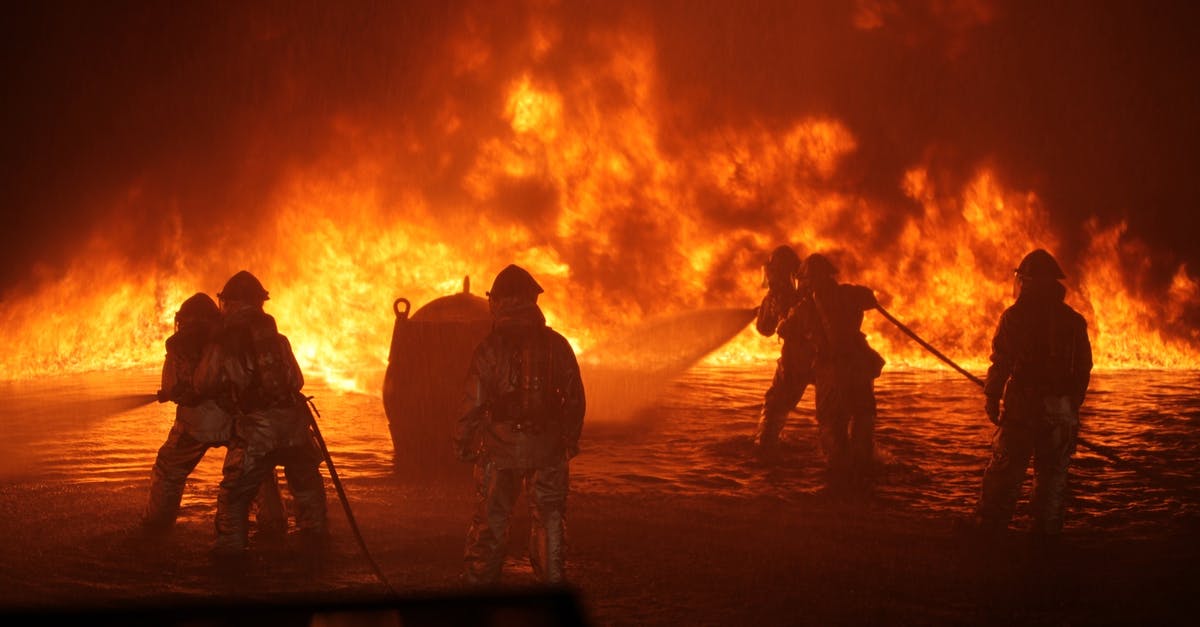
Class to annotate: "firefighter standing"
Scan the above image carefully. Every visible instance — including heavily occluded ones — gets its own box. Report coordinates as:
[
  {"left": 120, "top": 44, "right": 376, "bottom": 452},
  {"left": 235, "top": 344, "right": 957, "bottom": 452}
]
[
  {"left": 753, "top": 245, "right": 816, "bottom": 456},
  {"left": 455, "top": 264, "right": 585, "bottom": 585},
  {"left": 142, "top": 292, "right": 285, "bottom": 534},
  {"left": 795, "top": 253, "right": 884, "bottom": 486},
  {"left": 195, "top": 271, "right": 328, "bottom": 556},
  {"left": 973, "top": 249, "right": 1092, "bottom": 540}
]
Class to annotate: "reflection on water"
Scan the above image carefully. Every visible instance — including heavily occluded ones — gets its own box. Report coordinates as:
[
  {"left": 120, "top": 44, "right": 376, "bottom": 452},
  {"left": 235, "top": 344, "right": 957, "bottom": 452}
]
[{"left": 1, "top": 366, "right": 1197, "bottom": 538}]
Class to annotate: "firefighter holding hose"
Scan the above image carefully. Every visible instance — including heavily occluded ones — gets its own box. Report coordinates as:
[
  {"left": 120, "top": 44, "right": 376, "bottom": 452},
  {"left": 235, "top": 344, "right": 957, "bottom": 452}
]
[
  {"left": 971, "top": 249, "right": 1092, "bottom": 544},
  {"left": 793, "top": 253, "right": 885, "bottom": 487},
  {"left": 141, "top": 292, "right": 285, "bottom": 536},
  {"left": 753, "top": 245, "right": 816, "bottom": 458},
  {"left": 195, "top": 271, "right": 329, "bottom": 559}
]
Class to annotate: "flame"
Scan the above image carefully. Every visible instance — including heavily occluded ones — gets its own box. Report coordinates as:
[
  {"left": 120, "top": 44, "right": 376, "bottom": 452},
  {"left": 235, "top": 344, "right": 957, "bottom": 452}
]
[
  {"left": 1078, "top": 221, "right": 1199, "bottom": 368},
  {"left": 1, "top": 8, "right": 1197, "bottom": 393},
  {"left": 506, "top": 76, "right": 563, "bottom": 138}
]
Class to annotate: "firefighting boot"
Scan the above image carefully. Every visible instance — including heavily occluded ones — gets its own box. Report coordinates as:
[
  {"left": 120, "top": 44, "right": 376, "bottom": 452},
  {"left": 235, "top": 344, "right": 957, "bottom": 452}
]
[
  {"left": 755, "top": 407, "right": 788, "bottom": 460},
  {"left": 529, "top": 464, "right": 569, "bottom": 584}
]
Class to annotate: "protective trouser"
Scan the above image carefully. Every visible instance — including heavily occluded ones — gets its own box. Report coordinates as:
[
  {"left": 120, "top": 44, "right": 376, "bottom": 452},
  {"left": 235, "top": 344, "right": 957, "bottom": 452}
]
[
  {"left": 756, "top": 356, "right": 811, "bottom": 450},
  {"left": 814, "top": 372, "right": 876, "bottom": 481},
  {"left": 976, "top": 395, "right": 1077, "bottom": 534},
  {"left": 215, "top": 444, "right": 327, "bottom": 552},
  {"left": 144, "top": 422, "right": 284, "bottom": 532},
  {"left": 464, "top": 459, "right": 568, "bottom": 584}
]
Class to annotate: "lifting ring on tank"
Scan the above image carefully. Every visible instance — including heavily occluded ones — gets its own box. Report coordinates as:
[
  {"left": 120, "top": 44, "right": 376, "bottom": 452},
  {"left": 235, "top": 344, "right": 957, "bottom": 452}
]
[{"left": 393, "top": 298, "right": 411, "bottom": 320}]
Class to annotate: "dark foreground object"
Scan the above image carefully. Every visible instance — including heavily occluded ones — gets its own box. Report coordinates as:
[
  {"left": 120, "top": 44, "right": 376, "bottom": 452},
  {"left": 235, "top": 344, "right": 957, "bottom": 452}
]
[{"left": 2, "top": 588, "right": 588, "bottom": 627}]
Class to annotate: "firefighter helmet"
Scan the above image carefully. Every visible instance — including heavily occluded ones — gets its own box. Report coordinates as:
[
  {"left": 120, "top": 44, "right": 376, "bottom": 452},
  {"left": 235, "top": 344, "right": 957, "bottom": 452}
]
[
  {"left": 217, "top": 270, "right": 270, "bottom": 302},
  {"left": 800, "top": 253, "right": 838, "bottom": 280},
  {"left": 765, "top": 245, "right": 801, "bottom": 275},
  {"left": 175, "top": 292, "right": 220, "bottom": 325},
  {"left": 762, "top": 245, "right": 801, "bottom": 289},
  {"left": 1015, "top": 249, "right": 1066, "bottom": 280},
  {"left": 487, "top": 264, "right": 544, "bottom": 299}
]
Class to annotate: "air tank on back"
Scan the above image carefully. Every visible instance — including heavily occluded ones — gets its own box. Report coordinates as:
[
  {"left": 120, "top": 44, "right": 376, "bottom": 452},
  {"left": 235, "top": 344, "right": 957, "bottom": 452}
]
[{"left": 383, "top": 277, "right": 491, "bottom": 482}]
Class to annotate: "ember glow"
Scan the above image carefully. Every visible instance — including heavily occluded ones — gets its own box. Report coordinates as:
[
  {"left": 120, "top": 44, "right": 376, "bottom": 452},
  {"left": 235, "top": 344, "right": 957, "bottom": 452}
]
[{"left": 1, "top": 2, "right": 1197, "bottom": 392}]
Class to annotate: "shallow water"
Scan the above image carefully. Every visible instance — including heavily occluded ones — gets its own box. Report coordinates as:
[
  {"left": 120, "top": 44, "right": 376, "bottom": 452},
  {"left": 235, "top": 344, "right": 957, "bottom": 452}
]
[
  {"left": 2, "top": 365, "right": 1196, "bottom": 541},
  {"left": 602, "top": 366, "right": 1200, "bottom": 540},
  {"left": 2, "top": 363, "right": 1199, "bottom": 627}
]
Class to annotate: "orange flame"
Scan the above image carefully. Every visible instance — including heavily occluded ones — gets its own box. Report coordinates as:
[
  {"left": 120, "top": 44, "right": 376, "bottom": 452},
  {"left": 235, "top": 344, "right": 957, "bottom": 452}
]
[{"left": 1, "top": 12, "right": 1197, "bottom": 392}]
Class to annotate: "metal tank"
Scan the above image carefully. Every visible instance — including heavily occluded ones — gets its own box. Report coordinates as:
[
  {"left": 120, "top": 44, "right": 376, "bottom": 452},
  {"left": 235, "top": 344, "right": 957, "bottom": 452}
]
[{"left": 383, "top": 277, "right": 492, "bottom": 482}]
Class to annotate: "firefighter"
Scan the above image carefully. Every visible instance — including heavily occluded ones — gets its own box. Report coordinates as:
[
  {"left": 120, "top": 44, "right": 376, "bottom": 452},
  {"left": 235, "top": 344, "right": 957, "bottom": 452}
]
[
  {"left": 141, "top": 293, "right": 285, "bottom": 535},
  {"left": 195, "top": 271, "right": 328, "bottom": 557},
  {"left": 753, "top": 245, "right": 815, "bottom": 457},
  {"left": 455, "top": 264, "right": 586, "bottom": 585},
  {"left": 795, "top": 253, "right": 884, "bottom": 486},
  {"left": 973, "top": 249, "right": 1092, "bottom": 541}
]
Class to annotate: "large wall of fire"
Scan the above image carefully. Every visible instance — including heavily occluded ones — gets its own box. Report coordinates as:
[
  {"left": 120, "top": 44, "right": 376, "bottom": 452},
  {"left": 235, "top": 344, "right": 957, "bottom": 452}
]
[{"left": 1, "top": 1, "right": 1197, "bottom": 390}]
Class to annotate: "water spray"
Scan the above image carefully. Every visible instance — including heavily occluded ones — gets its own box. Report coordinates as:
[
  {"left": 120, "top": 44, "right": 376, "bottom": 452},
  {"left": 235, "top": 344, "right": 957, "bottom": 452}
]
[{"left": 71, "top": 393, "right": 163, "bottom": 419}]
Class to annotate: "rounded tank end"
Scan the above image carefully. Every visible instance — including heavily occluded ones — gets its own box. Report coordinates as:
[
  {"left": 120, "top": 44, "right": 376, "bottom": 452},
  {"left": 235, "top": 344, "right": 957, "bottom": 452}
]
[{"left": 410, "top": 291, "right": 490, "bottom": 322}]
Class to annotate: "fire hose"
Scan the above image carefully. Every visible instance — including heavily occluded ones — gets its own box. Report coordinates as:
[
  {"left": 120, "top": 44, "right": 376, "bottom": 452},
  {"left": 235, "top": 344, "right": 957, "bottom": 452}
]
[
  {"left": 872, "top": 304, "right": 1129, "bottom": 467},
  {"left": 302, "top": 396, "right": 398, "bottom": 596}
]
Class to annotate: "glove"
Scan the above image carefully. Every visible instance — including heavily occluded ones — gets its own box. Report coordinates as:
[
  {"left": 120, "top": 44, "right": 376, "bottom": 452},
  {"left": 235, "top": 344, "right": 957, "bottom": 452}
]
[{"left": 985, "top": 397, "right": 1001, "bottom": 426}]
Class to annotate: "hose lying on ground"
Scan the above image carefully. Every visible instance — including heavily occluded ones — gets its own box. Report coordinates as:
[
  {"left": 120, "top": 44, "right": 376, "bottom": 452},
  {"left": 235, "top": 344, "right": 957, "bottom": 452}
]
[{"left": 304, "top": 397, "right": 399, "bottom": 596}]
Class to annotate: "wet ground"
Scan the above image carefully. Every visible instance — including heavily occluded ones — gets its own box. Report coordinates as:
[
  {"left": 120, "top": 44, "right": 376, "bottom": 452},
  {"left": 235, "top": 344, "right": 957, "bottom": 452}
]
[{"left": 1, "top": 366, "right": 1198, "bottom": 625}]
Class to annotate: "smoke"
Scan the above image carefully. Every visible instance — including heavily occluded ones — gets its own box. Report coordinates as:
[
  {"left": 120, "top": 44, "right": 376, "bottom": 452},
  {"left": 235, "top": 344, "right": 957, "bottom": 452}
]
[
  {"left": 650, "top": 1, "right": 1200, "bottom": 271},
  {"left": 2, "top": 1, "right": 1198, "bottom": 368},
  {"left": 1, "top": 1, "right": 460, "bottom": 288}
]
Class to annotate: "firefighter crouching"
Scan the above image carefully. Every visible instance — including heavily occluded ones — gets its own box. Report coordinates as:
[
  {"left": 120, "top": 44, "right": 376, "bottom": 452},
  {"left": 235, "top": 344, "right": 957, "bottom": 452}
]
[
  {"left": 195, "top": 270, "right": 329, "bottom": 557},
  {"left": 455, "top": 264, "right": 586, "bottom": 585}
]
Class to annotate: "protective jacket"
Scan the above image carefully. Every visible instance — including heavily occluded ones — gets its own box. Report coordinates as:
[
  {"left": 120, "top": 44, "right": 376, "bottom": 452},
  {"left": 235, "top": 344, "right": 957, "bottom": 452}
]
[
  {"left": 195, "top": 306, "right": 326, "bottom": 552},
  {"left": 792, "top": 280, "right": 881, "bottom": 483},
  {"left": 759, "top": 287, "right": 818, "bottom": 378},
  {"left": 455, "top": 302, "right": 585, "bottom": 469},
  {"left": 196, "top": 308, "right": 314, "bottom": 456},
  {"left": 801, "top": 282, "right": 884, "bottom": 380},
  {"left": 162, "top": 327, "right": 211, "bottom": 405},
  {"left": 755, "top": 287, "right": 799, "bottom": 338},
  {"left": 162, "top": 326, "right": 233, "bottom": 443},
  {"left": 754, "top": 286, "right": 816, "bottom": 452},
  {"left": 984, "top": 280, "right": 1092, "bottom": 413}
]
